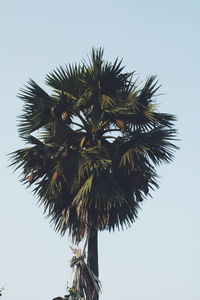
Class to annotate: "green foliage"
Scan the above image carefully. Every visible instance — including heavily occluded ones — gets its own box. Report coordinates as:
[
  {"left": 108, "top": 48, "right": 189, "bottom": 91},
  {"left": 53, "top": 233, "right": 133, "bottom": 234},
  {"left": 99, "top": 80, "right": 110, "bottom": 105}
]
[
  {"left": 9, "top": 48, "right": 178, "bottom": 242},
  {"left": 65, "top": 287, "right": 82, "bottom": 300}
]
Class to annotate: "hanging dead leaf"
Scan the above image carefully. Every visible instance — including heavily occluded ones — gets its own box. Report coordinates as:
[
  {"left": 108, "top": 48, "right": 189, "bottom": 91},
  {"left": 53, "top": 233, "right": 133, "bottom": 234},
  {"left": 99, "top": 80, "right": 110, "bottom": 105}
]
[
  {"left": 61, "top": 111, "right": 68, "bottom": 121},
  {"left": 114, "top": 119, "right": 125, "bottom": 132},
  {"left": 32, "top": 149, "right": 38, "bottom": 156},
  {"left": 52, "top": 170, "right": 62, "bottom": 181},
  {"left": 61, "top": 150, "right": 68, "bottom": 158},
  {"left": 28, "top": 172, "right": 36, "bottom": 184}
]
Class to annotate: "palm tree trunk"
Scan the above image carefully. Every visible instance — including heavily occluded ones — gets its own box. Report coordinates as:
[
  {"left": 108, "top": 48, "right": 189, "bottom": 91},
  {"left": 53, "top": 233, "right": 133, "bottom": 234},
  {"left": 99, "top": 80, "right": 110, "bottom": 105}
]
[{"left": 87, "top": 229, "right": 99, "bottom": 300}]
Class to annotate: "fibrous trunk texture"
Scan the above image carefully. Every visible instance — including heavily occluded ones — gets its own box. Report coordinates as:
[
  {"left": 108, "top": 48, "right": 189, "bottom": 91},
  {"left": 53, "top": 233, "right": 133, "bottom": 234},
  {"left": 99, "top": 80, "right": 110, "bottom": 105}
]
[{"left": 87, "top": 229, "right": 99, "bottom": 300}]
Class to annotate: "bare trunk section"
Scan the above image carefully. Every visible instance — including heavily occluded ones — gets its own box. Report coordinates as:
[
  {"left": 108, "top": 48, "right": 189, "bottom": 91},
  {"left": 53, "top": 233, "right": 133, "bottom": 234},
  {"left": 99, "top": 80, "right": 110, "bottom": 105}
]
[{"left": 87, "top": 229, "right": 99, "bottom": 300}]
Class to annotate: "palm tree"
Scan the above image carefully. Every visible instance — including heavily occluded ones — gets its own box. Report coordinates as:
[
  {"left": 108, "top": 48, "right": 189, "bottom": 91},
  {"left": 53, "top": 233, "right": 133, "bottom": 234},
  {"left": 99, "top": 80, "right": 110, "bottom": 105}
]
[{"left": 10, "top": 48, "right": 178, "bottom": 300}]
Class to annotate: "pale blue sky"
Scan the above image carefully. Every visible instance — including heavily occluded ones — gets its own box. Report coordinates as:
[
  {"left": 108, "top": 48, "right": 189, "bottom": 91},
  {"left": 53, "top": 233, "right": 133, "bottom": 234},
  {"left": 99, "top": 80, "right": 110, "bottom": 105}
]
[{"left": 1, "top": 1, "right": 200, "bottom": 299}]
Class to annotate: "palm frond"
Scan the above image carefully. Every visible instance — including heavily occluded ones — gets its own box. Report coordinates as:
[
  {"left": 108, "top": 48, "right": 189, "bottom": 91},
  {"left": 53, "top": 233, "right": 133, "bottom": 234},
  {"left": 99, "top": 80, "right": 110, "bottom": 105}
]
[
  {"left": 46, "top": 63, "right": 83, "bottom": 94},
  {"left": 18, "top": 80, "right": 55, "bottom": 136},
  {"left": 138, "top": 76, "right": 161, "bottom": 106}
]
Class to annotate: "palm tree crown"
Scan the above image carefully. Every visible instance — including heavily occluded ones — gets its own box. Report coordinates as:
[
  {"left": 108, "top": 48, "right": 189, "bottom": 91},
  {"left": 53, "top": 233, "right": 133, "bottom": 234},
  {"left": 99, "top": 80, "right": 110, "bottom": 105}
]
[{"left": 10, "top": 48, "right": 178, "bottom": 242}]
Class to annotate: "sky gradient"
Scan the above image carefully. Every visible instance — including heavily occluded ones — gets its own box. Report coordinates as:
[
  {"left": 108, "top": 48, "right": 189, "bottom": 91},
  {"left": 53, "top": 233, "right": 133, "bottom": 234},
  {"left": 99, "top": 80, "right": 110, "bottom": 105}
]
[{"left": 1, "top": 1, "right": 200, "bottom": 299}]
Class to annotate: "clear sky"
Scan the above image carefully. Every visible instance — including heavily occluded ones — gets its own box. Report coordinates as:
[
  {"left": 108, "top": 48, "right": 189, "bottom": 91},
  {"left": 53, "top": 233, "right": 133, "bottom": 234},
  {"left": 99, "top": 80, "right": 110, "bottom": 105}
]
[{"left": 1, "top": 0, "right": 200, "bottom": 299}]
